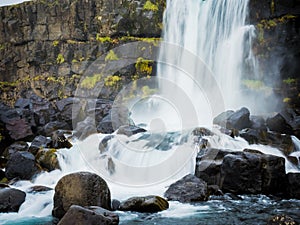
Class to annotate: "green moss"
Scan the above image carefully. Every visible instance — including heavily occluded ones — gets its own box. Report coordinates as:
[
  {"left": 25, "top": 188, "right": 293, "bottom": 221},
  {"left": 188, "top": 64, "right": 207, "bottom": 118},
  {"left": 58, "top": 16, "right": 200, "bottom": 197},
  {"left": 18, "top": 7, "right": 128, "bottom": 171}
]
[
  {"left": 143, "top": 0, "right": 158, "bottom": 11},
  {"left": 80, "top": 74, "right": 103, "bottom": 89},
  {"left": 56, "top": 53, "right": 65, "bottom": 64},
  {"left": 283, "top": 78, "right": 297, "bottom": 85},
  {"left": 52, "top": 40, "right": 59, "bottom": 47},
  {"left": 0, "top": 44, "right": 6, "bottom": 51},
  {"left": 104, "top": 75, "right": 122, "bottom": 87},
  {"left": 105, "top": 50, "right": 119, "bottom": 61}
]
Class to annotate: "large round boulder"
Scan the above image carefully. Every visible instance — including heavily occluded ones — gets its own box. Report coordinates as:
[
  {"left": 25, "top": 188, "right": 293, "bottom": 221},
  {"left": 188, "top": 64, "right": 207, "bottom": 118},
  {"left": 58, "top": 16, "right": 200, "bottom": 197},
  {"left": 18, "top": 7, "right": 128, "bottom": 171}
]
[
  {"left": 164, "top": 174, "right": 209, "bottom": 202},
  {"left": 58, "top": 205, "right": 119, "bottom": 225},
  {"left": 119, "top": 195, "right": 169, "bottom": 213},
  {"left": 0, "top": 188, "right": 26, "bottom": 212},
  {"left": 52, "top": 172, "right": 111, "bottom": 219},
  {"left": 5, "top": 151, "right": 39, "bottom": 180}
]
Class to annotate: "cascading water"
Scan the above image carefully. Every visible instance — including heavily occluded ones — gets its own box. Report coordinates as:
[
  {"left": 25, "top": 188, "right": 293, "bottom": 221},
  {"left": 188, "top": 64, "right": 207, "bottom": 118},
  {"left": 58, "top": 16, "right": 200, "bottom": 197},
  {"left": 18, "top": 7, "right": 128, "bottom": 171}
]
[
  {"left": 157, "top": 0, "right": 258, "bottom": 123},
  {"left": 1, "top": 1, "right": 300, "bottom": 224}
]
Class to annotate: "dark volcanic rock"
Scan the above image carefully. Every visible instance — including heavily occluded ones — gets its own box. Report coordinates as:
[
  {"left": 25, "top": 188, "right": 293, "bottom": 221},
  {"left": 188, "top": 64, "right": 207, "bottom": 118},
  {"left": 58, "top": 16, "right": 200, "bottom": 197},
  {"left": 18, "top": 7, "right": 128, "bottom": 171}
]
[
  {"left": 42, "top": 121, "right": 71, "bottom": 137},
  {"left": 36, "top": 148, "right": 60, "bottom": 171},
  {"left": 117, "top": 125, "right": 146, "bottom": 136},
  {"left": 3, "top": 141, "right": 29, "bottom": 157},
  {"left": 119, "top": 195, "right": 169, "bottom": 213},
  {"left": 195, "top": 149, "right": 287, "bottom": 196},
  {"left": 51, "top": 131, "right": 72, "bottom": 149},
  {"left": 267, "top": 113, "right": 294, "bottom": 135},
  {"left": 27, "top": 185, "right": 53, "bottom": 193},
  {"left": 58, "top": 205, "right": 119, "bottom": 225},
  {"left": 164, "top": 174, "right": 209, "bottom": 202},
  {"left": 213, "top": 108, "right": 251, "bottom": 130},
  {"left": 29, "top": 135, "right": 52, "bottom": 155},
  {"left": 0, "top": 188, "right": 26, "bottom": 212},
  {"left": 5, "top": 118, "right": 33, "bottom": 141},
  {"left": 5, "top": 151, "right": 39, "bottom": 180},
  {"left": 287, "top": 173, "right": 300, "bottom": 199},
  {"left": 52, "top": 172, "right": 111, "bottom": 219}
]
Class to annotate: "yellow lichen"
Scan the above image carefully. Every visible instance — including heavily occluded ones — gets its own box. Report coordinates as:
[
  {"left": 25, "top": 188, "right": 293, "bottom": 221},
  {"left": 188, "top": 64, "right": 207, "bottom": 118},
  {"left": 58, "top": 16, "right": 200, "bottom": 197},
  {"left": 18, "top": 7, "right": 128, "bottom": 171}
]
[
  {"left": 143, "top": 0, "right": 158, "bottom": 11},
  {"left": 80, "top": 74, "right": 103, "bottom": 89},
  {"left": 56, "top": 53, "right": 65, "bottom": 64},
  {"left": 52, "top": 40, "right": 59, "bottom": 47},
  {"left": 104, "top": 75, "right": 122, "bottom": 87},
  {"left": 135, "top": 57, "right": 153, "bottom": 78},
  {"left": 105, "top": 50, "right": 119, "bottom": 61}
]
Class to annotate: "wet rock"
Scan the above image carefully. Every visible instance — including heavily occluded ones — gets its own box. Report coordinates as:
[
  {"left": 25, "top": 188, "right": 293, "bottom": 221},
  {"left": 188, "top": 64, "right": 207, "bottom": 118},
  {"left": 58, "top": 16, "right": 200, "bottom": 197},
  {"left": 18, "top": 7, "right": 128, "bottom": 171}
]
[
  {"left": 53, "top": 172, "right": 111, "bottom": 219},
  {"left": 267, "top": 113, "right": 294, "bottom": 135},
  {"left": 27, "top": 185, "right": 53, "bottom": 193},
  {"left": 192, "top": 127, "right": 214, "bottom": 137},
  {"left": 117, "top": 125, "right": 146, "bottom": 136},
  {"left": 267, "top": 214, "right": 298, "bottom": 225},
  {"left": 213, "top": 108, "right": 251, "bottom": 130},
  {"left": 29, "top": 135, "right": 52, "bottom": 155},
  {"left": 42, "top": 121, "right": 71, "bottom": 137},
  {"left": 0, "top": 188, "right": 26, "bottom": 212},
  {"left": 99, "top": 135, "right": 114, "bottom": 154},
  {"left": 250, "top": 115, "right": 267, "bottom": 131},
  {"left": 111, "top": 199, "right": 121, "bottom": 211},
  {"left": 97, "top": 106, "right": 131, "bottom": 134},
  {"left": 58, "top": 205, "right": 119, "bottom": 225},
  {"left": 31, "top": 95, "right": 56, "bottom": 126},
  {"left": 164, "top": 174, "right": 209, "bottom": 202},
  {"left": 36, "top": 148, "right": 60, "bottom": 171},
  {"left": 51, "top": 131, "right": 72, "bottom": 149},
  {"left": 287, "top": 173, "right": 300, "bottom": 199},
  {"left": 195, "top": 149, "right": 287, "bottom": 196},
  {"left": 221, "top": 152, "right": 286, "bottom": 195},
  {"left": 5, "top": 151, "right": 39, "bottom": 180},
  {"left": 119, "top": 195, "right": 169, "bottom": 213},
  {"left": 3, "top": 141, "right": 29, "bottom": 158},
  {"left": 74, "top": 117, "right": 97, "bottom": 140}
]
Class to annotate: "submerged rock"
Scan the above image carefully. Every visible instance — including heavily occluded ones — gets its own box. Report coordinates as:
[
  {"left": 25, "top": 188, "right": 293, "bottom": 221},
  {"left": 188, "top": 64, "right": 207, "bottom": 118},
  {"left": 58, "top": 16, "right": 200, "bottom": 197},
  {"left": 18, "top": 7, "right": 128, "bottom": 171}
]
[
  {"left": 119, "top": 196, "right": 169, "bottom": 213},
  {"left": 0, "top": 188, "right": 26, "bottom": 212},
  {"left": 52, "top": 172, "right": 111, "bottom": 219},
  {"left": 36, "top": 148, "right": 60, "bottom": 171},
  {"left": 5, "top": 151, "right": 39, "bottom": 180},
  {"left": 117, "top": 125, "right": 146, "bottom": 136},
  {"left": 27, "top": 185, "right": 53, "bottom": 193},
  {"left": 164, "top": 174, "right": 209, "bottom": 202},
  {"left": 58, "top": 205, "right": 119, "bottom": 225}
]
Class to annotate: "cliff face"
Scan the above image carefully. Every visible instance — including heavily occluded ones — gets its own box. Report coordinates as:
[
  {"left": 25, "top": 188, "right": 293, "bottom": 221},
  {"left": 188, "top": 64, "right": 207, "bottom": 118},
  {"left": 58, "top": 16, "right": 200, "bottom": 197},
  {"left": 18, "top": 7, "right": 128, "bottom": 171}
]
[
  {"left": 0, "top": 0, "right": 299, "bottom": 108},
  {"left": 249, "top": 0, "right": 300, "bottom": 109},
  {"left": 0, "top": 0, "right": 164, "bottom": 104}
]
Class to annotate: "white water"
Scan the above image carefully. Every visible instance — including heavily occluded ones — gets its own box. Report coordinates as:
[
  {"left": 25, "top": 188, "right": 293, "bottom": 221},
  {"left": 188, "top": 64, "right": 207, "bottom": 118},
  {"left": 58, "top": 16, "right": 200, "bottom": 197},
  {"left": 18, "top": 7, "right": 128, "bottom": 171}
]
[{"left": 157, "top": 0, "right": 258, "bottom": 126}]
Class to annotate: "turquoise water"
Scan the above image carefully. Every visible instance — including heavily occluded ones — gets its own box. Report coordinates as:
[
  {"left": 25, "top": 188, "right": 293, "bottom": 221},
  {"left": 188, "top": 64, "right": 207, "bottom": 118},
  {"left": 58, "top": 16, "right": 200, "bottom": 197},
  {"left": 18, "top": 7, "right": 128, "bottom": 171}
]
[{"left": 2, "top": 195, "right": 299, "bottom": 225}]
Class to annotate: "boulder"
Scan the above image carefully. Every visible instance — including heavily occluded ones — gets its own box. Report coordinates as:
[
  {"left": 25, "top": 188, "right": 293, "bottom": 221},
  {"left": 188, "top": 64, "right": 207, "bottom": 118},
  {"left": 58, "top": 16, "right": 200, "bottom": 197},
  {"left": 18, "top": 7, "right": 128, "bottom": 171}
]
[
  {"left": 119, "top": 196, "right": 169, "bottom": 213},
  {"left": 164, "top": 174, "right": 209, "bottom": 202},
  {"left": 267, "top": 214, "right": 298, "bottom": 225},
  {"left": 5, "top": 151, "right": 39, "bottom": 180},
  {"left": 58, "top": 205, "right": 119, "bottom": 225},
  {"left": 266, "top": 113, "right": 294, "bottom": 135},
  {"left": 195, "top": 149, "right": 287, "bottom": 196},
  {"left": 56, "top": 98, "right": 82, "bottom": 125},
  {"left": 74, "top": 117, "right": 97, "bottom": 140},
  {"left": 51, "top": 131, "right": 72, "bottom": 149},
  {"left": 42, "top": 121, "right": 71, "bottom": 137},
  {"left": 36, "top": 148, "right": 60, "bottom": 171},
  {"left": 220, "top": 152, "right": 286, "bottom": 195},
  {"left": 287, "top": 173, "right": 300, "bottom": 199},
  {"left": 29, "top": 135, "right": 52, "bottom": 155},
  {"left": 5, "top": 118, "right": 33, "bottom": 141},
  {"left": 30, "top": 95, "right": 56, "bottom": 126},
  {"left": 52, "top": 172, "right": 111, "bottom": 219},
  {"left": 0, "top": 188, "right": 26, "bottom": 212},
  {"left": 213, "top": 108, "right": 251, "bottom": 130},
  {"left": 250, "top": 115, "right": 267, "bottom": 131},
  {"left": 117, "top": 125, "right": 146, "bottom": 136},
  {"left": 3, "top": 141, "right": 29, "bottom": 157}
]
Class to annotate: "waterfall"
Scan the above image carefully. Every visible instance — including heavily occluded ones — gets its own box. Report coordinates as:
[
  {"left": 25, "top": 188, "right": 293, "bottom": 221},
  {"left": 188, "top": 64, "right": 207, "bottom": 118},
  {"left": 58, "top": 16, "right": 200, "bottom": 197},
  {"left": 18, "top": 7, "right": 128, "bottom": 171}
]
[{"left": 157, "top": 0, "right": 257, "bottom": 126}]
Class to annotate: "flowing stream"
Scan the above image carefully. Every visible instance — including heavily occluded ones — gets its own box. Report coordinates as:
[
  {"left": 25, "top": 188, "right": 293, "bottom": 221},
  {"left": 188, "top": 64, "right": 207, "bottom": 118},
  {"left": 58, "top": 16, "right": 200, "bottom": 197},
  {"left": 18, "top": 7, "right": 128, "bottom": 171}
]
[{"left": 1, "top": 0, "right": 300, "bottom": 224}]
